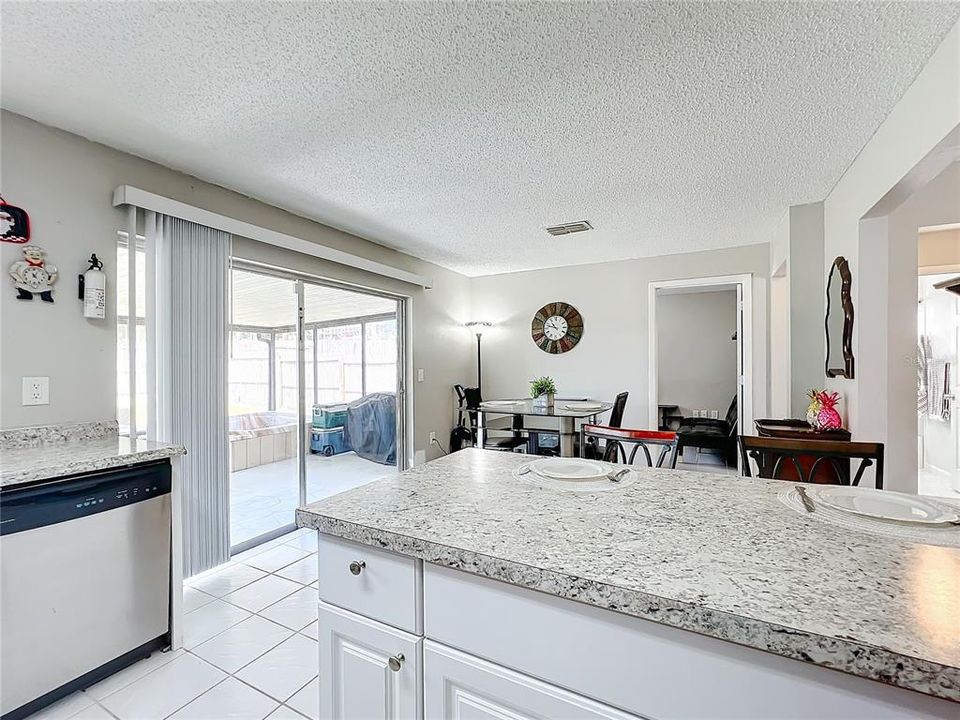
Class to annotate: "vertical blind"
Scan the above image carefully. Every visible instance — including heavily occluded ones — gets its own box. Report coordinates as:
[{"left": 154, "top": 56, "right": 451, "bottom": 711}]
[{"left": 145, "top": 211, "right": 232, "bottom": 576}]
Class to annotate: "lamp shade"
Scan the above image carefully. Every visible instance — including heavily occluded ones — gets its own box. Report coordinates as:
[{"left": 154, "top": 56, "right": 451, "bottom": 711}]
[{"left": 465, "top": 321, "right": 493, "bottom": 336}]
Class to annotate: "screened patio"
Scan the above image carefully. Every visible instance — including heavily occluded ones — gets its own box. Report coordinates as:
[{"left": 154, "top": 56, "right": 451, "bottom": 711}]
[{"left": 228, "top": 268, "right": 400, "bottom": 547}]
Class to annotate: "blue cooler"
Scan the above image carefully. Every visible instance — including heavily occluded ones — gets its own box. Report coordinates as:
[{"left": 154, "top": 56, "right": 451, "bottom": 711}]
[
  {"left": 313, "top": 403, "right": 348, "bottom": 429},
  {"left": 310, "top": 426, "right": 349, "bottom": 456}
]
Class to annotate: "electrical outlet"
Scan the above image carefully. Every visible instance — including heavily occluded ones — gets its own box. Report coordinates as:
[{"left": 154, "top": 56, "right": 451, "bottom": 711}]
[
  {"left": 22, "top": 376, "right": 49, "bottom": 406},
  {"left": 710, "top": 409, "right": 720, "bottom": 419},
  {"left": 693, "top": 409, "right": 701, "bottom": 418},
  {"left": 417, "top": 368, "right": 425, "bottom": 382},
  {"left": 429, "top": 431, "right": 437, "bottom": 443}
]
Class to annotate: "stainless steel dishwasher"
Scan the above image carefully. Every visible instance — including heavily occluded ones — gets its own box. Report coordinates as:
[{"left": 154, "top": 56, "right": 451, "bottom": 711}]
[{"left": 1, "top": 461, "right": 172, "bottom": 720}]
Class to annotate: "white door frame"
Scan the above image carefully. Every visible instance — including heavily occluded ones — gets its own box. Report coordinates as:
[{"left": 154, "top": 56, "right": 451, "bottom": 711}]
[{"left": 647, "top": 274, "right": 754, "bottom": 444}]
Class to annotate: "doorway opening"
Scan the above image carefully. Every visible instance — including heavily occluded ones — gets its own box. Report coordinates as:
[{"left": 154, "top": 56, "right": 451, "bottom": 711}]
[
  {"left": 917, "top": 224, "right": 960, "bottom": 498},
  {"left": 648, "top": 274, "right": 753, "bottom": 475},
  {"left": 228, "top": 263, "right": 405, "bottom": 551}
]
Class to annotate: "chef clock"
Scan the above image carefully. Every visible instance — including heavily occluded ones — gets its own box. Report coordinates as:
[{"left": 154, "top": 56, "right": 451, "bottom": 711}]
[{"left": 531, "top": 302, "right": 583, "bottom": 354}]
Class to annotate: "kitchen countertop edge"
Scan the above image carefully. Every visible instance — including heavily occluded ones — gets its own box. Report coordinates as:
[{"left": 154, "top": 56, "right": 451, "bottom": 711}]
[
  {"left": 296, "top": 507, "right": 959, "bottom": 703},
  {"left": 1, "top": 443, "right": 187, "bottom": 488}
]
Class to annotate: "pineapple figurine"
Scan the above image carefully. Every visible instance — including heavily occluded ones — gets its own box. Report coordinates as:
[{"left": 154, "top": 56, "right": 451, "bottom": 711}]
[
  {"left": 814, "top": 391, "right": 843, "bottom": 432},
  {"left": 805, "top": 389, "right": 822, "bottom": 429}
]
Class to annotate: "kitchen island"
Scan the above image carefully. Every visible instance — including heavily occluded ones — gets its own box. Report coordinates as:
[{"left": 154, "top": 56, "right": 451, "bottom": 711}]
[{"left": 297, "top": 448, "right": 958, "bottom": 718}]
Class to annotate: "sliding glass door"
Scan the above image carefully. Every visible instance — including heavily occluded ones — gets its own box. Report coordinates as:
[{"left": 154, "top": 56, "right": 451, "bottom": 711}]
[
  {"left": 228, "top": 264, "right": 404, "bottom": 552},
  {"left": 228, "top": 269, "right": 301, "bottom": 549},
  {"left": 301, "top": 281, "right": 400, "bottom": 505}
]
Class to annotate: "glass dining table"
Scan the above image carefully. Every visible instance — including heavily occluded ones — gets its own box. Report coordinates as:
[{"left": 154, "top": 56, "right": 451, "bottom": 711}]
[{"left": 477, "top": 398, "right": 614, "bottom": 457}]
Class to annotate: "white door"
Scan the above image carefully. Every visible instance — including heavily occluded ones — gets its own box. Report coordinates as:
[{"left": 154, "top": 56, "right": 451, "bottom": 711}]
[
  {"left": 318, "top": 602, "right": 421, "bottom": 720},
  {"left": 424, "top": 641, "right": 641, "bottom": 720}
]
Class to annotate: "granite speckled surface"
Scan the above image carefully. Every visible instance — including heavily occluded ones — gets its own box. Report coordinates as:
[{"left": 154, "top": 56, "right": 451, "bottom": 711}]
[
  {"left": 1, "top": 422, "right": 185, "bottom": 487},
  {"left": 0, "top": 420, "right": 119, "bottom": 449},
  {"left": 297, "top": 448, "right": 960, "bottom": 701}
]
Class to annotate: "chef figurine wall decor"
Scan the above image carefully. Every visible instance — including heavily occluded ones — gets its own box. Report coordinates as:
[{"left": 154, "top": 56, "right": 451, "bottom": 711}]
[
  {"left": 0, "top": 196, "right": 30, "bottom": 244},
  {"left": 9, "top": 246, "right": 58, "bottom": 302}
]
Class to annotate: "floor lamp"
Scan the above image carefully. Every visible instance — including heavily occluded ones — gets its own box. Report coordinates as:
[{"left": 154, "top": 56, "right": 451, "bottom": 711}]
[{"left": 464, "top": 321, "right": 492, "bottom": 393}]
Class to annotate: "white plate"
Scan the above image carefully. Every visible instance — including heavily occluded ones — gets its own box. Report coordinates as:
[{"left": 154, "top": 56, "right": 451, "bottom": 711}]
[
  {"left": 809, "top": 486, "right": 960, "bottom": 525},
  {"left": 561, "top": 402, "right": 603, "bottom": 411},
  {"left": 529, "top": 458, "right": 612, "bottom": 481}
]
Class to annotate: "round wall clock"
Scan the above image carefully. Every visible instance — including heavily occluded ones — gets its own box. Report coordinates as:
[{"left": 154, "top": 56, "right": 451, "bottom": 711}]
[{"left": 531, "top": 302, "right": 583, "bottom": 354}]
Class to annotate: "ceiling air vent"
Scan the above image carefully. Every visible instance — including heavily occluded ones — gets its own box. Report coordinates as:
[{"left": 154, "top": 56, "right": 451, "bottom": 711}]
[{"left": 545, "top": 220, "right": 593, "bottom": 236}]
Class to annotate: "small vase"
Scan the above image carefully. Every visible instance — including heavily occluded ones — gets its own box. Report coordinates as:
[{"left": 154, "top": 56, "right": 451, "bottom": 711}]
[{"left": 532, "top": 393, "right": 555, "bottom": 409}]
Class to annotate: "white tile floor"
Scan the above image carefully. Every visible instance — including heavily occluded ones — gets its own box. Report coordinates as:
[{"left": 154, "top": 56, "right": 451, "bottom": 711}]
[{"left": 30, "top": 530, "right": 320, "bottom": 720}]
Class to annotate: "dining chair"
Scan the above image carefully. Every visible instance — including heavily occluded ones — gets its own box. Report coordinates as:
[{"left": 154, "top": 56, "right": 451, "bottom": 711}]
[
  {"left": 580, "top": 424, "right": 679, "bottom": 468},
  {"left": 582, "top": 391, "right": 628, "bottom": 460},
  {"left": 739, "top": 435, "right": 884, "bottom": 489}
]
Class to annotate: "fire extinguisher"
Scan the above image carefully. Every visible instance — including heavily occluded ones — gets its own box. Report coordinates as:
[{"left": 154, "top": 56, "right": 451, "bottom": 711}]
[{"left": 79, "top": 254, "right": 106, "bottom": 319}]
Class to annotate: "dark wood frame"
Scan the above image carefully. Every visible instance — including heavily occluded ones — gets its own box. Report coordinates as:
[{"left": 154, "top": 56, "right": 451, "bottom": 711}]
[
  {"left": 825, "top": 256, "right": 855, "bottom": 379},
  {"left": 739, "top": 435, "right": 883, "bottom": 489}
]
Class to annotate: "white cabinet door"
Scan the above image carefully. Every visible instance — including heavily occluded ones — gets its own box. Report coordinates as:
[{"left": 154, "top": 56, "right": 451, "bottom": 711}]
[
  {"left": 424, "top": 641, "right": 642, "bottom": 720},
  {"left": 318, "top": 601, "right": 422, "bottom": 720}
]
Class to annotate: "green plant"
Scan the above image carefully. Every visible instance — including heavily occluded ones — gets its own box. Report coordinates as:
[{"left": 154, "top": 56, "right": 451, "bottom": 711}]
[{"left": 530, "top": 376, "right": 557, "bottom": 397}]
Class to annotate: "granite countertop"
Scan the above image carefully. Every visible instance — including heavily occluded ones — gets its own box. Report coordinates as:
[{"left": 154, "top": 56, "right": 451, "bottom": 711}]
[
  {"left": 297, "top": 448, "right": 960, "bottom": 702},
  {"left": 1, "top": 421, "right": 185, "bottom": 487}
]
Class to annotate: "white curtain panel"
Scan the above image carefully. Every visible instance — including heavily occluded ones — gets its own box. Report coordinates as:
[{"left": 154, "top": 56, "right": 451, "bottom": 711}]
[{"left": 146, "top": 212, "right": 231, "bottom": 576}]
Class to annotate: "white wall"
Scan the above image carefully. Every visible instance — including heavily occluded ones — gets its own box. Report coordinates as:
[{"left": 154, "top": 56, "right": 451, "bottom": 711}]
[
  {"left": 0, "top": 111, "right": 472, "bottom": 461},
  {"left": 469, "top": 245, "right": 769, "bottom": 431},
  {"left": 787, "top": 202, "right": 825, "bottom": 416},
  {"left": 821, "top": 19, "right": 960, "bottom": 489},
  {"left": 767, "top": 202, "right": 826, "bottom": 419},
  {"left": 656, "top": 290, "right": 738, "bottom": 418},
  {"left": 769, "top": 267, "right": 790, "bottom": 418}
]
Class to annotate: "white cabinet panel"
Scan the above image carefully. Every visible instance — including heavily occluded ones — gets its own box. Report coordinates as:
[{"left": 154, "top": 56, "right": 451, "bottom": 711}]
[
  {"left": 424, "top": 641, "right": 640, "bottom": 720},
  {"left": 423, "top": 563, "right": 957, "bottom": 720},
  {"left": 318, "top": 534, "right": 421, "bottom": 633},
  {"left": 318, "top": 601, "right": 421, "bottom": 720}
]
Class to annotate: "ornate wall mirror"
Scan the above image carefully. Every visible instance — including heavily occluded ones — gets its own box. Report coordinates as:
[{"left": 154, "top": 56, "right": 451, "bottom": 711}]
[{"left": 825, "top": 256, "right": 854, "bottom": 379}]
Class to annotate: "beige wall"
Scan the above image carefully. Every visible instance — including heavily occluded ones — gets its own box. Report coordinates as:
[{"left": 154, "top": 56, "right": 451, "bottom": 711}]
[
  {"left": 469, "top": 244, "right": 769, "bottom": 432},
  {"left": 656, "top": 290, "right": 738, "bottom": 419},
  {"left": 0, "top": 111, "right": 472, "bottom": 462},
  {"left": 919, "top": 228, "right": 960, "bottom": 272}
]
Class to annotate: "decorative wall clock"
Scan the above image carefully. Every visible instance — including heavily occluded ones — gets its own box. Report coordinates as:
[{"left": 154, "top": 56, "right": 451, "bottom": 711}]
[{"left": 531, "top": 302, "right": 583, "bottom": 354}]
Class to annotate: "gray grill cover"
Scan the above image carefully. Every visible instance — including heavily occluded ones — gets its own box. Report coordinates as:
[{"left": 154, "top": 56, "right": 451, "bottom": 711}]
[{"left": 345, "top": 392, "right": 396, "bottom": 465}]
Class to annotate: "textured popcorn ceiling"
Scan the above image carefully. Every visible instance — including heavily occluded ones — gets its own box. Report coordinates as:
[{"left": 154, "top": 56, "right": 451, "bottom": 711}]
[{"left": 2, "top": 2, "right": 958, "bottom": 276}]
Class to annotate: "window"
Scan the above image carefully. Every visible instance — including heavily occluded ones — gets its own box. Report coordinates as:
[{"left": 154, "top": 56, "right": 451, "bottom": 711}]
[{"left": 116, "top": 234, "right": 146, "bottom": 436}]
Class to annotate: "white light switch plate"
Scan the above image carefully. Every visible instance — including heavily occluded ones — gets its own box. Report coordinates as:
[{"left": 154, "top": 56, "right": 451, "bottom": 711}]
[
  {"left": 22, "top": 376, "right": 49, "bottom": 406},
  {"left": 417, "top": 368, "right": 425, "bottom": 382}
]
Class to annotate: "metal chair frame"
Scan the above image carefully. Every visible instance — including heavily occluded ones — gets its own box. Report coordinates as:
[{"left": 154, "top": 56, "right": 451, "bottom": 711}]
[{"left": 580, "top": 424, "right": 679, "bottom": 468}]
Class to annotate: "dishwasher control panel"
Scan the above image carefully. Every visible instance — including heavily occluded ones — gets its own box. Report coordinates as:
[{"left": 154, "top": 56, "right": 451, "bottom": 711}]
[{"left": 0, "top": 461, "right": 172, "bottom": 535}]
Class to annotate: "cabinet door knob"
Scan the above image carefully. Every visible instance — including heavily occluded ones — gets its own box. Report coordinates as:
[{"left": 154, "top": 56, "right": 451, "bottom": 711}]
[
  {"left": 388, "top": 653, "right": 404, "bottom": 672},
  {"left": 349, "top": 560, "right": 366, "bottom": 575}
]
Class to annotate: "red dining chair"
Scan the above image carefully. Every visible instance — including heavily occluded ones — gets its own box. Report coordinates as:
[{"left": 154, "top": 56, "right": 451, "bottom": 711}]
[{"left": 580, "top": 424, "right": 679, "bottom": 468}]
